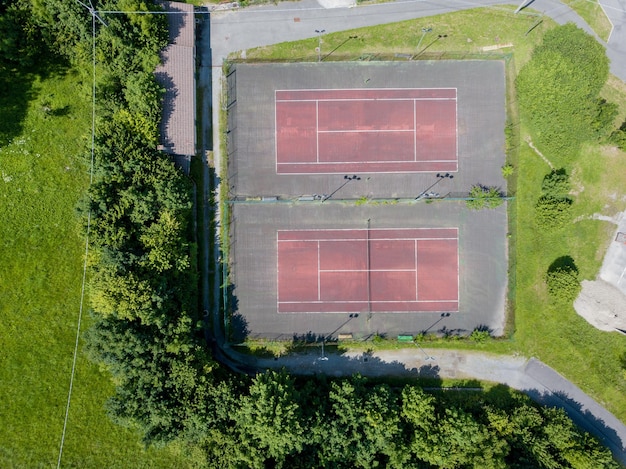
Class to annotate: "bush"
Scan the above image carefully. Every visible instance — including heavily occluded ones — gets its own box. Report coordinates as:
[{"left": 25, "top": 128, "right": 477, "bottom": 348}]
[
  {"left": 535, "top": 169, "right": 573, "bottom": 230},
  {"left": 466, "top": 185, "right": 504, "bottom": 210},
  {"left": 546, "top": 256, "right": 581, "bottom": 303},
  {"left": 469, "top": 329, "right": 491, "bottom": 343},
  {"left": 501, "top": 164, "right": 514, "bottom": 178},
  {"left": 608, "top": 120, "right": 626, "bottom": 150},
  {"left": 592, "top": 98, "right": 618, "bottom": 139},
  {"left": 535, "top": 196, "right": 572, "bottom": 230},
  {"left": 541, "top": 168, "right": 570, "bottom": 197}
]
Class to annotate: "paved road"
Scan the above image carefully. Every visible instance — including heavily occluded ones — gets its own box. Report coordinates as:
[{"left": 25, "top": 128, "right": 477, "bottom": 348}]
[
  {"left": 601, "top": 0, "right": 626, "bottom": 79},
  {"left": 202, "top": 0, "right": 626, "bottom": 463}
]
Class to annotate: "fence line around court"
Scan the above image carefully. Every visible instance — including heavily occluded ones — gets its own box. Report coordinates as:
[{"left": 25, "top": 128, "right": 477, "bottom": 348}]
[
  {"left": 225, "top": 193, "right": 515, "bottom": 204},
  {"left": 227, "top": 50, "right": 513, "bottom": 65}
]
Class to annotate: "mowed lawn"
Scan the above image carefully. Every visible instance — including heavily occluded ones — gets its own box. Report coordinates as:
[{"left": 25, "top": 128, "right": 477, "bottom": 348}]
[
  {"left": 515, "top": 136, "right": 626, "bottom": 420},
  {"left": 0, "top": 70, "right": 188, "bottom": 467}
]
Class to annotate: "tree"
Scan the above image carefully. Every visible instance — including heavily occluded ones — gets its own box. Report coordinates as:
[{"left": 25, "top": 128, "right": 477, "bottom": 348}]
[
  {"left": 0, "top": 0, "right": 55, "bottom": 68},
  {"left": 317, "top": 376, "right": 402, "bottom": 468},
  {"left": 30, "top": 0, "right": 91, "bottom": 60},
  {"left": 139, "top": 210, "right": 190, "bottom": 274},
  {"left": 592, "top": 98, "right": 618, "bottom": 139},
  {"left": 535, "top": 169, "right": 573, "bottom": 230},
  {"left": 406, "top": 405, "right": 507, "bottom": 469},
  {"left": 516, "top": 24, "right": 612, "bottom": 158},
  {"left": 89, "top": 262, "right": 168, "bottom": 325},
  {"left": 233, "top": 371, "right": 306, "bottom": 467},
  {"left": 85, "top": 314, "right": 218, "bottom": 446}
]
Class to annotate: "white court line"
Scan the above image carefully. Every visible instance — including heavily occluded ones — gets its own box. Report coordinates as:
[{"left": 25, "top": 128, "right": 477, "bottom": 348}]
[
  {"left": 455, "top": 87, "right": 459, "bottom": 160},
  {"left": 275, "top": 87, "right": 456, "bottom": 93},
  {"left": 366, "top": 222, "right": 371, "bottom": 313},
  {"left": 274, "top": 90, "right": 278, "bottom": 175},
  {"left": 278, "top": 237, "right": 458, "bottom": 243},
  {"left": 413, "top": 99, "right": 417, "bottom": 162},
  {"left": 415, "top": 239, "right": 419, "bottom": 301},
  {"left": 318, "top": 129, "right": 415, "bottom": 133},
  {"left": 317, "top": 240, "right": 321, "bottom": 301},
  {"left": 277, "top": 168, "right": 458, "bottom": 175},
  {"left": 278, "top": 299, "right": 459, "bottom": 304},
  {"left": 276, "top": 231, "right": 279, "bottom": 312},
  {"left": 275, "top": 87, "right": 458, "bottom": 172},
  {"left": 457, "top": 229, "right": 461, "bottom": 302},
  {"left": 276, "top": 97, "right": 457, "bottom": 103},
  {"left": 277, "top": 158, "right": 458, "bottom": 165},
  {"left": 316, "top": 100, "right": 319, "bottom": 163},
  {"left": 320, "top": 268, "right": 416, "bottom": 272},
  {"left": 278, "top": 227, "right": 457, "bottom": 233}
]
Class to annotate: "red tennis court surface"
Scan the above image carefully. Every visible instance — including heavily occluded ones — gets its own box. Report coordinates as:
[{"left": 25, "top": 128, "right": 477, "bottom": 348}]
[
  {"left": 275, "top": 88, "right": 457, "bottom": 174},
  {"left": 277, "top": 228, "right": 459, "bottom": 313}
]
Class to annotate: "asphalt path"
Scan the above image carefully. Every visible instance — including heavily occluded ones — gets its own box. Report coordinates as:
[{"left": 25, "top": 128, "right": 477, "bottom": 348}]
[
  {"left": 202, "top": 0, "right": 626, "bottom": 463},
  {"left": 601, "top": 0, "right": 626, "bottom": 79}
]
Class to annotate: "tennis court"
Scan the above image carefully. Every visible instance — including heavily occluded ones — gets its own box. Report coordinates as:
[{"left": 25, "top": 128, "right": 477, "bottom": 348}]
[
  {"left": 277, "top": 228, "right": 458, "bottom": 313},
  {"left": 225, "top": 61, "right": 509, "bottom": 339},
  {"left": 275, "top": 88, "right": 457, "bottom": 174}
]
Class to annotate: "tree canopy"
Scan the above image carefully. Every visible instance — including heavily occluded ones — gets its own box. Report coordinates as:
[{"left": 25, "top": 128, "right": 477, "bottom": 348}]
[{"left": 516, "top": 23, "right": 612, "bottom": 159}]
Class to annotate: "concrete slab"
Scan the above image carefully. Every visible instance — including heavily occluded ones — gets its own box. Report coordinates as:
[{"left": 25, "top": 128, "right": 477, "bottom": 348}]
[{"left": 599, "top": 211, "right": 626, "bottom": 295}]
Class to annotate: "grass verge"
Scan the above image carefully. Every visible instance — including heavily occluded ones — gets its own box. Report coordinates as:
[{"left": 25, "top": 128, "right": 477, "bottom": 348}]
[
  {"left": 244, "top": 6, "right": 548, "bottom": 67},
  {"left": 0, "top": 69, "right": 187, "bottom": 467},
  {"left": 562, "top": 0, "right": 613, "bottom": 41}
]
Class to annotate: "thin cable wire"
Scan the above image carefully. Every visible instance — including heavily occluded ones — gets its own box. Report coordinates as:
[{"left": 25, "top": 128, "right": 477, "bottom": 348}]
[
  {"left": 55, "top": 5, "right": 193, "bottom": 465},
  {"left": 56, "top": 11, "right": 97, "bottom": 469}
]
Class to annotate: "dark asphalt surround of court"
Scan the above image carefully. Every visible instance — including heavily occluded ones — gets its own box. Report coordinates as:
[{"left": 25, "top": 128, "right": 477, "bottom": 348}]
[
  {"left": 225, "top": 61, "right": 508, "bottom": 340},
  {"left": 230, "top": 201, "right": 507, "bottom": 340},
  {"left": 227, "top": 61, "right": 506, "bottom": 199}
]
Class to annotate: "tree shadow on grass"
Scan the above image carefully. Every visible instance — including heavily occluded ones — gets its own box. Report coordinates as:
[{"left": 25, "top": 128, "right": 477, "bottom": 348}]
[
  {"left": 547, "top": 255, "right": 579, "bottom": 274},
  {"left": 0, "top": 68, "right": 37, "bottom": 146},
  {"left": 0, "top": 54, "right": 71, "bottom": 146}
]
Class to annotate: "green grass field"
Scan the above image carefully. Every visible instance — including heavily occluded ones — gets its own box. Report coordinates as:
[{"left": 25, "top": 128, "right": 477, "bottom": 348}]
[
  {"left": 0, "top": 70, "right": 190, "bottom": 467},
  {"left": 243, "top": 8, "right": 626, "bottom": 422}
]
